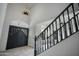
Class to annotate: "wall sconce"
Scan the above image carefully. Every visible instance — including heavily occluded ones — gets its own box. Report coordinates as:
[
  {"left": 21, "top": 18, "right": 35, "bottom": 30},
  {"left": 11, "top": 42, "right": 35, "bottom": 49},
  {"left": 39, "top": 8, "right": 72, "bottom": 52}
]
[{"left": 23, "top": 8, "right": 30, "bottom": 15}]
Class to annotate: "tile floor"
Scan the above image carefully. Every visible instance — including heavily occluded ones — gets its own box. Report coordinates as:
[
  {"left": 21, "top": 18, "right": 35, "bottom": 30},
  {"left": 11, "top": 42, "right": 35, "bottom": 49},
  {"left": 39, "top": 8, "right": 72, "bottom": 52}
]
[{"left": 0, "top": 46, "right": 34, "bottom": 56}]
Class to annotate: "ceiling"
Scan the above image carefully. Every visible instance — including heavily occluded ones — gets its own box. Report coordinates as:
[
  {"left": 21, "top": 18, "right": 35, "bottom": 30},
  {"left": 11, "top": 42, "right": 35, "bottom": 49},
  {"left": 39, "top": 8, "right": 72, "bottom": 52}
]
[
  {"left": 7, "top": 3, "right": 69, "bottom": 27},
  {"left": 29, "top": 3, "right": 69, "bottom": 27}
]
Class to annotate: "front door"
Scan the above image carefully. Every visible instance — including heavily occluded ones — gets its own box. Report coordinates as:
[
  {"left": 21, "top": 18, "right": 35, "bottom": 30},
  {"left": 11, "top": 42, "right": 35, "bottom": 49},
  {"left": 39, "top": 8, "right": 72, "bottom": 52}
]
[{"left": 6, "top": 25, "right": 29, "bottom": 50}]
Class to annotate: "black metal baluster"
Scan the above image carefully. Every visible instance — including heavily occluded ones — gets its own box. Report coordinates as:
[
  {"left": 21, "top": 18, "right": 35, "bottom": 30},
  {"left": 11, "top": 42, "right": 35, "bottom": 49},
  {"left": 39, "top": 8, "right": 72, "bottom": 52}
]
[
  {"left": 67, "top": 9, "right": 72, "bottom": 35},
  {"left": 36, "top": 37, "right": 38, "bottom": 54},
  {"left": 78, "top": 3, "right": 79, "bottom": 8},
  {"left": 44, "top": 31, "right": 46, "bottom": 50},
  {"left": 47, "top": 28, "right": 49, "bottom": 49},
  {"left": 41, "top": 33, "right": 43, "bottom": 52},
  {"left": 49, "top": 25, "right": 51, "bottom": 47},
  {"left": 43, "top": 33, "right": 44, "bottom": 51},
  {"left": 39, "top": 36, "right": 40, "bottom": 54},
  {"left": 59, "top": 17, "right": 63, "bottom": 41},
  {"left": 55, "top": 20, "right": 58, "bottom": 43},
  {"left": 72, "top": 4, "right": 78, "bottom": 32},
  {"left": 41, "top": 34, "right": 42, "bottom": 53},
  {"left": 77, "top": 3, "right": 79, "bottom": 30},
  {"left": 48, "top": 27, "right": 50, "bottom": 47},
  {"left": 42, "top": 32, "right": 44, "bottom": 51},
  {"left": 78, "top": 14, "right": 79, "bottom": 30},
  {"left": 63, "top": 13, "right": 67, "bottom": 38},
  {"left": 37, "top": 37, "right": 39, "bottom": 54},
  {"left": 59, "top": 17, "right": 61, "bottom": 28},
  {"left": 45, "top": 30, "right": 47, "bottom": 49},
  {"left": 53, "top": 22, "right": 56, "bottom": 44},
  {"left": 52, "top": 23, "right": 55, "bottom": 45},
  {"left": 34, "top": 36, "right": 37, "bottom": 56},
  {"left": 39, "top": 35, "right": 41, "bottom": 53}
]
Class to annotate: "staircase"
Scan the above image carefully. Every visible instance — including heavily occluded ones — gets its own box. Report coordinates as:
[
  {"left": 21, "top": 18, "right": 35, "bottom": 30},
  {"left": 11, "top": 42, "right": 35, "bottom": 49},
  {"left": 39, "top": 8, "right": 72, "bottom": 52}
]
[{"left": 34, "top": 3, "right": 79, "bottom": 56}]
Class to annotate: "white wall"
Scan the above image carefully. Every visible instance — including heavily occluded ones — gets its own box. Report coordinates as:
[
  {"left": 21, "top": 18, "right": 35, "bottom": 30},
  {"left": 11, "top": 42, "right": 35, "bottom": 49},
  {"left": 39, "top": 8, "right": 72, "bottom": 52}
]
[
  {"left": 0, "top": 3, "right": 29, "bottom": 51},
  {"left": 10, "top": 20, "right": 29, "bottom": 28},
  {"left": 28, "top": 27, "right": 35, "bottom": 47},
  {"left": 0, "top": 3, "right": 7, "bottom": 40},
  {"left": 0, "top": 3, "right": 8, "bottom": 51},
  {"left": 38, "top": 32, "right": 79, "bottom": 56}
]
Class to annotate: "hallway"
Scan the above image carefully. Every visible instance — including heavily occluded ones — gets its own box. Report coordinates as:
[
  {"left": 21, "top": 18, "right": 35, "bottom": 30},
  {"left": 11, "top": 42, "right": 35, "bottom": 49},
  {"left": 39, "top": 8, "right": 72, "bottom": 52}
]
[
  {"left": 0, "top": 3, "right": 79, "bottom": 56},
  {"left": 0, "top": 46, "right": 34, "bottom": 56}
]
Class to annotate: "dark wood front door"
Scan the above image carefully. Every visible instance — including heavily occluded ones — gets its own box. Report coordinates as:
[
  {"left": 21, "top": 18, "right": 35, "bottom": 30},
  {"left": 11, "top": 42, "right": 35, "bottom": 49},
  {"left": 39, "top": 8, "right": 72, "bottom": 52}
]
[{"left": 6, "top": 25, "right": 29, "bottom": 50}]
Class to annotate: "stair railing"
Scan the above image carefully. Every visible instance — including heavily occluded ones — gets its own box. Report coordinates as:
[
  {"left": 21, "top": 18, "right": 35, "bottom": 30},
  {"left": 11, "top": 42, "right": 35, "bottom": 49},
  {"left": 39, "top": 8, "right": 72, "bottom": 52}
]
[{"left": 34, "top": 3, "right": 79, "bottom": 56}]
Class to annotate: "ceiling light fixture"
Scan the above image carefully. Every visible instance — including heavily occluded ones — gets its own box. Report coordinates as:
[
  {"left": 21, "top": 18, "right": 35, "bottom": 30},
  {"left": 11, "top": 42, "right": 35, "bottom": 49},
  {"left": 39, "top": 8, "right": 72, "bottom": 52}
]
[{"left": 23, "top": 8, "right": 30, "bottom": 15}]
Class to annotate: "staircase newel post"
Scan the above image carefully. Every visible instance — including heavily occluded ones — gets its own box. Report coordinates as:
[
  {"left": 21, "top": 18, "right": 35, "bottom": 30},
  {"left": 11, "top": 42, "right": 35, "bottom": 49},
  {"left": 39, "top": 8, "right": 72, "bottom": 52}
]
[{"left": 34, "top": 36, "right": 37, "bottom": 56}]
